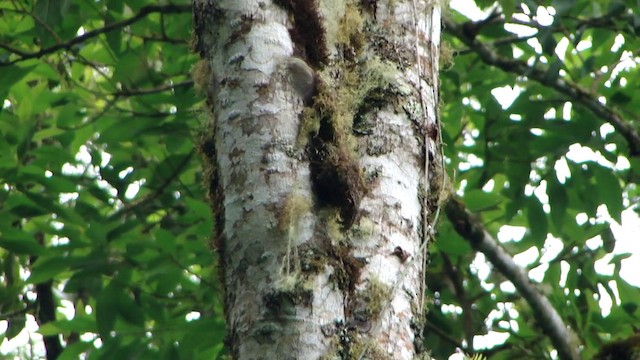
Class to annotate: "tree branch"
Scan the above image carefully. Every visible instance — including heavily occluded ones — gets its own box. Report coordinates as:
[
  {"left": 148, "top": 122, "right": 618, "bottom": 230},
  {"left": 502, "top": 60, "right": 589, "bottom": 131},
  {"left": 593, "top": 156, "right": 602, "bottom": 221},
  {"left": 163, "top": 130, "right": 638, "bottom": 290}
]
[
  {"left": 441, "top": 253, "right": 476, "bottom": 349},
  {"left": 108, "top": 151, "right": 194, "bottom": 222},
  {"left": 444, "top": 197, "right": 580, "bottom": 360},
  {"left": 35, "top": 281, "right": 63, "bottom": 360},
  {"left": 31, "top": 233, "right": 63, "bottom": 360},
  {"left": 443, "top": 17, "right": 640, "bottom": 157},
  {"left": 0, "top": 4, "right": 191, "bottom": 66},
  {"left": 111, "top": 80, "right": 193, "bottom": 97},
  {"left": 453, "top": 34, "right": 537, "bottom": 56},
  {"left": 425, "top": 320, "right": 465, "bottom": 350}
]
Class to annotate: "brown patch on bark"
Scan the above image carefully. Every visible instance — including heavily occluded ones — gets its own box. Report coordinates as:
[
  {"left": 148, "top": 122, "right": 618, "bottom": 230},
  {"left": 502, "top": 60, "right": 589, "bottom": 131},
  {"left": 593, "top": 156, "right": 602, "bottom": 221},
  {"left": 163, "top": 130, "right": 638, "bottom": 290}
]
[
  {"left": 273, "top": 0, "right": 329, "bottom": 68},
  {"left": 360, "top": 0, "right": 377, "bottom": 17},
  {"left": 192, "top": 2, "right": 223, "bottom": 57},
  {"left": 309, "top": 115, "right": 366, "bottom": 229},
  {"left": 195, "top": 125, "right": 227, "bottom": 291}
]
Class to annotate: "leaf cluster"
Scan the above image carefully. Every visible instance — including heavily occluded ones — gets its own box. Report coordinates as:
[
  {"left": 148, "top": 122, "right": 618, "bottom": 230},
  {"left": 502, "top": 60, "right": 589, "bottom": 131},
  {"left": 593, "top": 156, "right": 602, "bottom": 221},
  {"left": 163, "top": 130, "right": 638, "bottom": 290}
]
[
  {"left": 426, "top": 0, "right": 640, "bottom": 358},
  {"left": 0, "top": 0, "right": 224, "bottom": 358}
]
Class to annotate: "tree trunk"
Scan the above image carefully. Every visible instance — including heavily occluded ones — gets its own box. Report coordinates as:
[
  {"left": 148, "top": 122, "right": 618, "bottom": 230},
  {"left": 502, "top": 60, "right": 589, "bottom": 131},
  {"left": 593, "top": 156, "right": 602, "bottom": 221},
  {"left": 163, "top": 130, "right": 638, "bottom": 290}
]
[{"left": 193, "top": 0, "right": 443, "bottom": 358}]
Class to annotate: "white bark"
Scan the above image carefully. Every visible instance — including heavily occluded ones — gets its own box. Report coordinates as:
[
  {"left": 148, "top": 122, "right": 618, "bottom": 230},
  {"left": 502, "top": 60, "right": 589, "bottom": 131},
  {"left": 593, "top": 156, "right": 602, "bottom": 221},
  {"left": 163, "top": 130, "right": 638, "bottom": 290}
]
[{"left": 194, "top": 0, "right": 441, "bottom": 359}]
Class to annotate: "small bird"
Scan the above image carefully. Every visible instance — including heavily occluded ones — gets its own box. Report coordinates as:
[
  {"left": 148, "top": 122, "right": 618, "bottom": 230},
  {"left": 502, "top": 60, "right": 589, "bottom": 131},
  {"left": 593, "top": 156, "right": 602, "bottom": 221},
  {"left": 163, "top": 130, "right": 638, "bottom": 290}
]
[{"left": 285, "top": 57, "right": 317, "bottom": 104}]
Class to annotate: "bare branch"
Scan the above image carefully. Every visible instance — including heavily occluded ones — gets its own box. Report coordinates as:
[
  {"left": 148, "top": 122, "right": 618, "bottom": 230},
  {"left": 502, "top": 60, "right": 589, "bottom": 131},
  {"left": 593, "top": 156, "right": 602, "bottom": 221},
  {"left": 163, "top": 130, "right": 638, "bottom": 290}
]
[
  {"left": 112, "top": 80, "right": 194, "bottom": 97},
  {"left": 30, "top": 233, "right": 63, "bottom": 360},
  {"left": 0, "top": 4, "right": 191, "bottom": 66},
  {"left": 108, "top": 151, "right": 194, "bottom": 222},
  {"left": 444, "top": 17, "right": 640, "bottom": 156}
]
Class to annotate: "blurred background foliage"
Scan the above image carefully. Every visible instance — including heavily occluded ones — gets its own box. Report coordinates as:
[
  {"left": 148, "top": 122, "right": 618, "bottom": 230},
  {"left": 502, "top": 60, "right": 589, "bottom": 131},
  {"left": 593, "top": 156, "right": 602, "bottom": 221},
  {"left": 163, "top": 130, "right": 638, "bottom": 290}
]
[
  {"left": 0, "top": 0, "right": 224, "bottom": 359},
  {"left": 0, "top": 0, "right": 638, "bottom": 359}
]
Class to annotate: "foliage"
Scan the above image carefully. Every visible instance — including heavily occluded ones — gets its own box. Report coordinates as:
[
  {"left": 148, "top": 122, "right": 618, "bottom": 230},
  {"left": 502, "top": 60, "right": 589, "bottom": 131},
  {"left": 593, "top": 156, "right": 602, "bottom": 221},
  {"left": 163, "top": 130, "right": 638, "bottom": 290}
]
[
  {"left": 429, "top": 0, "right": 640, "bottom": 359},
  {"left": 0, "top": 0, "right": 224, "bottom": 359},
  {"left": 0, "top": 0, "right": 638, "bottom": 359}
]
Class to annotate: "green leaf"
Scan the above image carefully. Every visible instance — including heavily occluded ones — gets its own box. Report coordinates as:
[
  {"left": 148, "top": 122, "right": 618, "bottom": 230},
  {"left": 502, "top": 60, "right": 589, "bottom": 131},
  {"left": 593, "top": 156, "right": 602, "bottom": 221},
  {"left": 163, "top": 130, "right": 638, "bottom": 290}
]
[
  {"left": 32, "top": 145, "right": 77, "bottom": 166},
  {"left": 6, "top": 314, "right": 26, "bottom": 340},
  {"left": 547, "top": 176, "right": 568, "bottom": 233},
  {"left": 594, "top": 166, "right": 622, "bottom": 223},
  {"left": 544, "top": 60, "right": 563, "bottom": 83},
  {"left": 33, "top": 0, "right": 69, "bottom": 47},
  {"left": 86, "top": 222, "right": 108, "bottom": 244},
  {"left": 27, "top": 255, "right": 70, "bottom": 284},
  {"left": 32, "top": 127, "right": 67, "bottom": 142},
  {"left": 113, "top": 51, "right": 148, "bottom": 86},
  {"left": 64, "top": 268, "right": 105, "bottom": 296},
  {"left": 610, "top": 253, "right": 632, "bottom": 267},
  {"left": 540, "top": 29, "right": 558, "bottom": 56},
  {"left": 601, "top": 226, "right": 616, "bottom": 253},
  {"left": 117, "top": 291, "right": 144, "bottom": 326},
  {"left": 552, "top": 0, "right": 577, "bottom": 15},
  {"left": 500, "top": 0, "right": 517, "bottom": 19},
  {"left": 154, "top": 228, "right": 176, "bottom": 253},
  {"left": 41, "top": 175, "right": 79, "bottom": 193},
  {"left": 180, "top": 317, "right": 226, "bottom": 358},
  {"left": 462, "top": 189, "right": 504, "bottom": 212},
  {"left": 9, "top": 203, "right": 48, "bottom": 218},
  {"left": 96, "top": 283, "right": 119, "bottom": 338},
  {"left": 0, "top": 233, "right": 46, "bottom": 255},
  {"left": 58, "top": 341, "right": 94, "bottom": 360},
  {"left": 36, "top": 322, "right": 63, "bottom": 336},
  {"left": 0, "top": 65, "right": 37, "bottom": 100},
  {"left": 105, "top": 15, "right": 123, "bottom": 56},
  {"left": 607, "top": 0, "right": 626, "bottom": 16},
  {"left": 616, "top": 279, "right": 640, "bottom": 314},
  {"left": 610, "top": 91, "right": 632, "bottom": 105},
  {"left": 544, "top": 262, "right": 561, "bottom": 286},
  {"left": 526, "top": 196, "right": 548, "bottom": 245},
  {"left": 38, "top": 316, "right": 96, "bottom": 336},
  {"left": 435, "top": 222, "right": 472, "bottom": 256}
]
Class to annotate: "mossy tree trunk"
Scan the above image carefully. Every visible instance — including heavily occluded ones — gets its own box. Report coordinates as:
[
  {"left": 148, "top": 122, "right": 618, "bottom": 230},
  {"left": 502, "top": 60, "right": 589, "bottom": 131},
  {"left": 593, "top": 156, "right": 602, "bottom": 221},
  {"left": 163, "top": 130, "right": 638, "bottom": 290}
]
[{"left": 193, "top": 0, "right": 443, "bottom": 358}]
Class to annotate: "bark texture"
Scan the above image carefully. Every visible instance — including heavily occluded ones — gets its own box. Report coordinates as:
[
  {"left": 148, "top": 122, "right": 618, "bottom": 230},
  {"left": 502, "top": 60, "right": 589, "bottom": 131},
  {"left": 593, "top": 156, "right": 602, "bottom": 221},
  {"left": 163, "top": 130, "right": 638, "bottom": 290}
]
[{"left": 193, "top": 0, "right": 442, "bottom": 358}]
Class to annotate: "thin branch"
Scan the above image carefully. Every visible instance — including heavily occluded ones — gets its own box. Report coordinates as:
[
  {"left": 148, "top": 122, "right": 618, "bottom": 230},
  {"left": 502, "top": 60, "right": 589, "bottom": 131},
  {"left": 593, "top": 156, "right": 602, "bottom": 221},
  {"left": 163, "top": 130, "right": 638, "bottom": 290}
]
[
  {"left": 108, "top": 151, "right": 195, "bottom": 222},
  {"left": 425, "top": 320, "right": 465, "bottom": 350},
  {"left": 444, "top": 197, "right": 580, "bottom": 360},
  {"left": 129, "top": 33, "right": 188, "bottom": 45},
  {"left": 30, "top": 233, "right": 63, "bottom": 360},
  {"left": 0, "top": 4, "right": 191, "bottom": 66},
  {"left": 560, "top": 12, "right": 636, "bottom": 36},
  {"left": 30, "top": 8, "right": 64, "bottom": 44},
  {"left": 0, "top": 303, "right": 36, "bottom": 321},
  {"left": 35, "top": 281, "right": 64, "bottom": 359},
  {"left": 453, "top": 34, "right": 537, "bottom": 56},
  {"left": 113, "top": 107, "right": 178, "bottom": 118},
  {"left": 444, "top": 17, "right": 640, "bottom": 156},
  {"left": 478, "top": 341, "right": 515, "bottom": 358},
  {"left": 0, "top": 43, "right": 31, "bottom": 57},
  {"left": 167, "top": 252, "right": 218, "bottom": 289},
  {"left": 112, "top": 80, "right": 193, "bottom": 97},
  {"left": 441, "top": 253, "right": 476, "bottom": 349}
]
